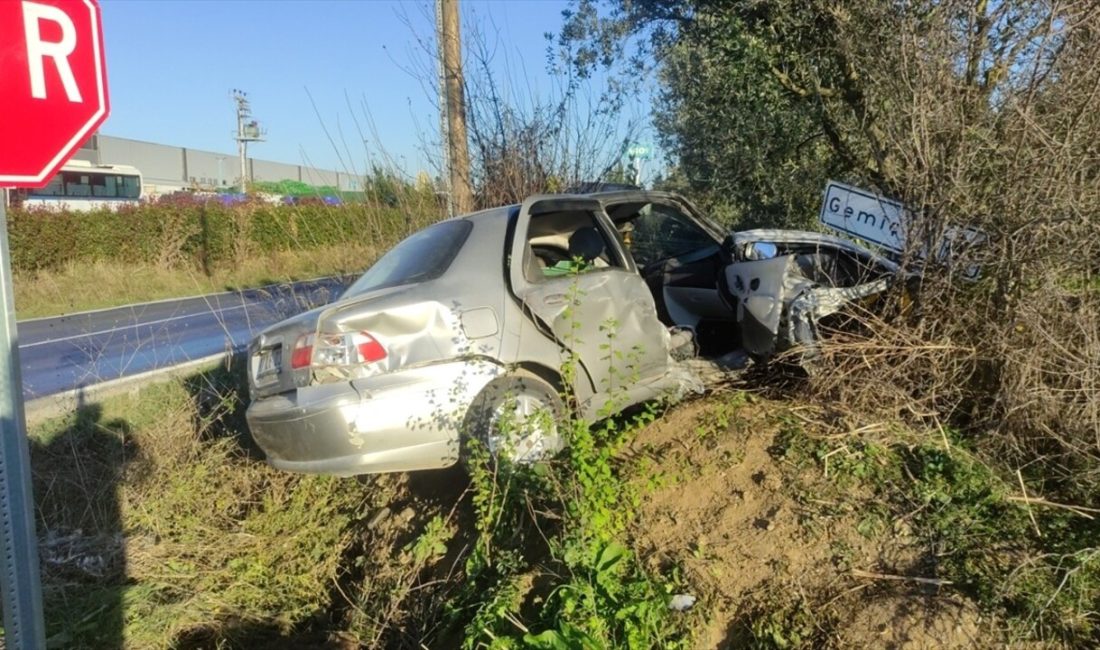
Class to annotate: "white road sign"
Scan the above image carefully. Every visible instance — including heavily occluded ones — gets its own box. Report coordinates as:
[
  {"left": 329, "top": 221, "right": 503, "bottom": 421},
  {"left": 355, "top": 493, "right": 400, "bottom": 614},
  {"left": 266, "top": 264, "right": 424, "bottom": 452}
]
[
  {"left": 626, "top": 143, "right": 652, "bottom": 159},
  {"left": 819, "top": 181, "right": 908, "bottom": 253}
]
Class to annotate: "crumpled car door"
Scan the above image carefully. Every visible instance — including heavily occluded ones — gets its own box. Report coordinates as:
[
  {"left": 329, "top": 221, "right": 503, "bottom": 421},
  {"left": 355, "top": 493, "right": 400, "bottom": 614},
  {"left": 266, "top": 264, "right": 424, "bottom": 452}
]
[
  {"left": 724, "top": 255, "right": 801, "bottom": 357},
  {"left": 509, "top": 196, "right": 672, "bottom": 403},
  {"left": 723, "top": 230, "right": 900, "bottom": 359}
]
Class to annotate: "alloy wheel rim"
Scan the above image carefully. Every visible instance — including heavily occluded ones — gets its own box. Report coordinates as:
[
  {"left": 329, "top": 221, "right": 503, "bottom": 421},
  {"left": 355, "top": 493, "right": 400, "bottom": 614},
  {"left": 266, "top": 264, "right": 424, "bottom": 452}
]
[{"left": 487, "top": 391, "right": 557, "bottom": 464}]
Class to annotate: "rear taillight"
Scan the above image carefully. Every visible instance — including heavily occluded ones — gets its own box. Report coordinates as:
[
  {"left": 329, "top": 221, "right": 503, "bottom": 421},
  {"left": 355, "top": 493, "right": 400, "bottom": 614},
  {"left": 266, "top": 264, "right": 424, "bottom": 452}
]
[
  {"left": 352, "top": 332, "right": 387, "bottom": 363},
  {"left": 290, "top": 334, "right": 315, "bottom": 369},
  {"left": 290, "top": 331, "right": 386, "bottom": 369}
]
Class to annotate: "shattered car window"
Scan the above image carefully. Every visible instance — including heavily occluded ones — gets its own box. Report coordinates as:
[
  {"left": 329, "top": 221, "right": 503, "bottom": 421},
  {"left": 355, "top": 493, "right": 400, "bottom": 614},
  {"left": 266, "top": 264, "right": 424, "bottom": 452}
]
[
  {"left": 629, "top": 204, "right": 717, "bottom": 267},
  {"left": 343, "top": 219, "right": 473, "bottom": 298}
]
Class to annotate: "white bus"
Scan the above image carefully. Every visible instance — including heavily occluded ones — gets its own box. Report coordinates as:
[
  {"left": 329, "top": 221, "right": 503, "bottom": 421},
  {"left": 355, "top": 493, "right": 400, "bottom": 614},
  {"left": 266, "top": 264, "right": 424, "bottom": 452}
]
[{"left": 8, "top": 160, "right": 143, "bottom": 211}]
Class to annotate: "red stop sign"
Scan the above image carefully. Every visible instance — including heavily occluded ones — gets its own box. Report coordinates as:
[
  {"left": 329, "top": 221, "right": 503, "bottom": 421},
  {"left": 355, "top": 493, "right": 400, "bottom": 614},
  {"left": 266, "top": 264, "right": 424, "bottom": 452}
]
[{"left": 0, "top": 0, "right": 109, "bottom": 187}]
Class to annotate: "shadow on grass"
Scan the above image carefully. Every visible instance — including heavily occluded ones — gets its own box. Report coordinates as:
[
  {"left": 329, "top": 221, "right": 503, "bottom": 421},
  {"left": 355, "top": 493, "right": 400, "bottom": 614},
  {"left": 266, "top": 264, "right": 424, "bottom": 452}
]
[
  {"left": 170, "top": 618, "right": 356, "bottom": 650},
  {"left": 31, "top": 393, "right": 134, "bottom": 650},
  {"left": 176, "top": 360, "right": 481, "bottom": 648},
  {"left": 182, "top": 357, "right": 262, "bottom": 459}
]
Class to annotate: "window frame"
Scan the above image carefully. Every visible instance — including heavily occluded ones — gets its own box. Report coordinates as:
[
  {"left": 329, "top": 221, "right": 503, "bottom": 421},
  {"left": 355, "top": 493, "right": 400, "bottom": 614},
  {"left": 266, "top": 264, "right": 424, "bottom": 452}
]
[{"left": 342, "top": 218, "right": 474, "bottom": 298}]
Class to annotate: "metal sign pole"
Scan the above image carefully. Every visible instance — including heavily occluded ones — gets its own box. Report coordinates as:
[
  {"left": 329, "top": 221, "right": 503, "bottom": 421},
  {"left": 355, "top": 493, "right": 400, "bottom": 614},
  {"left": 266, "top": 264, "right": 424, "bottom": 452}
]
[{"left": 0, "top": 199, "right": 46, "bottom": 649}]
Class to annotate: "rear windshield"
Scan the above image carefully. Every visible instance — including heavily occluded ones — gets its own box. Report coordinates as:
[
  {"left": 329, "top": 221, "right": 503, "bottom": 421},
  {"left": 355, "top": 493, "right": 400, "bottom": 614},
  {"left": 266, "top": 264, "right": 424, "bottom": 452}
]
[{"left": 342, "top": 219, "right": 473, "bottom": 298}]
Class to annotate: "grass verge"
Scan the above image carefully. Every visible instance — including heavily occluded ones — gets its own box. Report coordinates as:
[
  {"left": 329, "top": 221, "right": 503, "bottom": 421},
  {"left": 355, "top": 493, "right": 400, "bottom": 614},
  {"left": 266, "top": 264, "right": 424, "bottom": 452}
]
[
  {"left": 23, "top": 360, "right": 694, "bottom": 648},
  {"left": 14, "top": 242, "right": 379, "bottom": 318},
  {"left": 28, "top": 364, "right": 371, "bottom": 648},
  {"left": 20, "top": 362, "right": 1096, "bottom": 647}
]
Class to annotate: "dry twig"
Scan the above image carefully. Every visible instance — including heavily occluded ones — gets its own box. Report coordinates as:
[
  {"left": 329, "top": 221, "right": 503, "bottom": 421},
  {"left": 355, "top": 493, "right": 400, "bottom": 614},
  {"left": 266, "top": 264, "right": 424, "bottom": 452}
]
[
  {"left": 1018, "top": 468, "right": 1043, "bottom": 536},
  {"left": 1008, "top": 496, "right": 1098, "bottom": 520},
  {"left": 850, "top": 569, "right": 953, "bottom": 586}
]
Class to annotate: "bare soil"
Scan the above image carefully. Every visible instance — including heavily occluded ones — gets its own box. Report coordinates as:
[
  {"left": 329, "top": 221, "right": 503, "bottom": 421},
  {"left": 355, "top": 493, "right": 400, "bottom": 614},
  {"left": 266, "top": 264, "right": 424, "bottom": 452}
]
[{"left": 623, "top": 394, "right": 987, "bottom": 649}]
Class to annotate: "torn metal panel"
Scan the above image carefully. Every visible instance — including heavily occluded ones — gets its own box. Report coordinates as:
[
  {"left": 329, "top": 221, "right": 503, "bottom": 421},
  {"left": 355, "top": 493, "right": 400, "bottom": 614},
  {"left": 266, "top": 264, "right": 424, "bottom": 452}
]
[
  {"left": 662, "top": 359, "right": 707, "bottom": 401},
  {"left": 518, "top": 269, "right": 671, "bottom": 397},
  {"left": 725, "top": 247, "right": 894, "bottom": 358},
  {"left": 724, "top": 255, "right": 811, "bottom": 356},
  {"left": 784, "top": 278, "right": 891, "bottom": 353},
  {"left": 314, "top": 300, "right": 470, "bottom": 383}
]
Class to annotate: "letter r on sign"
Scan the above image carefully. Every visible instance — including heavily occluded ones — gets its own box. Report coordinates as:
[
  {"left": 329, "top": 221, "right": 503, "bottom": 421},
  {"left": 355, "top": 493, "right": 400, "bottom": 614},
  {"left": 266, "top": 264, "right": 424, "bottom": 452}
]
[{"left": 22, "top": 0, "right": 83, "bottom": 102}]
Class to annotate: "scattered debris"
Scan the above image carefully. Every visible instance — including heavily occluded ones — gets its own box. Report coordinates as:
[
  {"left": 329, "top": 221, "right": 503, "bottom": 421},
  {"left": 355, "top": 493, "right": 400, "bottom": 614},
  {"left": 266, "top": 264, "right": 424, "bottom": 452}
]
[{"left": 668, "top": 594, "right": 697, "bottom": 612}]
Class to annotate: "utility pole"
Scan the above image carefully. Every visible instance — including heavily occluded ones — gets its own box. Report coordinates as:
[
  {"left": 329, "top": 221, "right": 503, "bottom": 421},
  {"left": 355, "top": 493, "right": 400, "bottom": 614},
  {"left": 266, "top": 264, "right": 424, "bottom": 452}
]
[
  {"left": 437, "top": 0, "right": 473, "bottom": 215},
  {"left": 434, "top": 1, "right": 453, "bottom": 218},
  {"left": 231, "top": 90, "right": 265, "bottom": 193}
]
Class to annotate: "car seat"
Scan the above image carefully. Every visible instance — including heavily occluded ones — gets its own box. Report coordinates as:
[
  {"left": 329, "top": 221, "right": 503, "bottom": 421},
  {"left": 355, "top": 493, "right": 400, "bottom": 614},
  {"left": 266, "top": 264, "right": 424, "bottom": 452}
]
[{"left": 568, "top": 227, "right": 606, "bottom": 263}]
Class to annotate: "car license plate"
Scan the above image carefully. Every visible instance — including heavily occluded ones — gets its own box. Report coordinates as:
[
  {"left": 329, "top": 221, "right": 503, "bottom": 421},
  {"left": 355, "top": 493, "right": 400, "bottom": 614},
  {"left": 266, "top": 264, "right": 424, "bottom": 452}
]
[{"left": 256, "top": 347, "right": 281, "bottom": 381}]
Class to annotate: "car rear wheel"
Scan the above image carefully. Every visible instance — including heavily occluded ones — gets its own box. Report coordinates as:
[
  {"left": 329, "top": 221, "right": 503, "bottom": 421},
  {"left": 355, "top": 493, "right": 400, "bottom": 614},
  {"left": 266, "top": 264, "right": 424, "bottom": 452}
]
[{"left": 464, "top": 371, "right": 565, "bottom": 465}]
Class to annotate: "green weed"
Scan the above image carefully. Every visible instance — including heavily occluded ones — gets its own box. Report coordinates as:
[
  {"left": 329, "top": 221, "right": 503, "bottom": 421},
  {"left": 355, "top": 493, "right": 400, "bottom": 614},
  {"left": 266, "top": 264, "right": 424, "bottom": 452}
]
[
  {"left": 747, "top": 596, "right": 823, "bottom": 649},
  {"left": 451, "top": 273, "right": 691, "bottom": 648},
  {"left": 785, "top": 422, "right": 1100, "bottom": 644}
]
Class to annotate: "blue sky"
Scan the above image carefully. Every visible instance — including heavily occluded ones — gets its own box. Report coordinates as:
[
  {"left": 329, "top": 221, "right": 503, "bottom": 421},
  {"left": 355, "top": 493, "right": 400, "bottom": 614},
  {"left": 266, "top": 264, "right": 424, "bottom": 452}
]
[{"left": 98, "top": 0, "right": 656, "bottom": 179}]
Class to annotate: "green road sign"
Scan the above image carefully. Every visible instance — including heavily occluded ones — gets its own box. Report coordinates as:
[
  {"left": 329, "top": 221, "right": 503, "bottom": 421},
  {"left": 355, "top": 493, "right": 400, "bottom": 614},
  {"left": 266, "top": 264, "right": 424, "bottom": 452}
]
[{"left": 625, "top": 143, "right": 652, "bottom": 159}]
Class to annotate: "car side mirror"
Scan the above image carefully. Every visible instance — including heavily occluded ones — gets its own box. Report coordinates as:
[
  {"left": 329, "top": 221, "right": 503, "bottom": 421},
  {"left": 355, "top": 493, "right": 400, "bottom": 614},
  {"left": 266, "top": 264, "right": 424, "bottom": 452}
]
[{"left": 747, "top": 242, "right": 778, "bottom": 260}]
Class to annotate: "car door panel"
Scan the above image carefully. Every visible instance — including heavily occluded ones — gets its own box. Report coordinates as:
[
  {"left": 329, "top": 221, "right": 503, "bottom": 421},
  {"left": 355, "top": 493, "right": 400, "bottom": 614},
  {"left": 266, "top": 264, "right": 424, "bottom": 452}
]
[
  {"left": 654, "top": 246, "right": 734, "bottom": 327},
  {"left": 521, "top": 270, "right": 668, "bottom": 392},
  {"left": 509, "top": 196, "right": 671, "bottom": 404},
  {"left": 723, "top": 230, "right": 900, "bottom": 357},
  {"left": 724, "top": 256, "right": 799, "bottom": 357}
]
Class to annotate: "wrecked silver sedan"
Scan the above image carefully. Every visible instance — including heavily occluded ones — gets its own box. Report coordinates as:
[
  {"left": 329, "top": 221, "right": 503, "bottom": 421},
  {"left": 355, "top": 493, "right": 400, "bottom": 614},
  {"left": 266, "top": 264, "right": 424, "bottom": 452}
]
[
  {"left": 594, "top": 191, "right": 900, "bottom": 358},
  {"left": 245, "top": 191, "right": 900, "bottom": 476}
]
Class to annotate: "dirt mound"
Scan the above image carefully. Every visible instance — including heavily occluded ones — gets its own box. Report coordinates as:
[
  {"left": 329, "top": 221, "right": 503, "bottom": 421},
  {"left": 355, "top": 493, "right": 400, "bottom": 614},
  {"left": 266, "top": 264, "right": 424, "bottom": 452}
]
[
  {"left": 838, "top": 593, "right": 982, "bottom": 649},
  {"left": 623, "top": 394, "right": 987, "bottom": 648}
]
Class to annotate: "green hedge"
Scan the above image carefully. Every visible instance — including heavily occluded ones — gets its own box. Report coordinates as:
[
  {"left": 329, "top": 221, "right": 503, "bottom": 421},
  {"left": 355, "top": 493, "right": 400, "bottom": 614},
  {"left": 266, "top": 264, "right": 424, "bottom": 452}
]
[{"left": 6, "top": 198, "right": 437, "bottom": 273}]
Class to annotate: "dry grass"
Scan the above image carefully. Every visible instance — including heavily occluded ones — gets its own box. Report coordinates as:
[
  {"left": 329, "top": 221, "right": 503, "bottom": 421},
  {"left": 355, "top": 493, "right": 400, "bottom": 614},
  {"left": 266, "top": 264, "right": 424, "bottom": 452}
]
[{"left": 13, "top": 242, "right": 380, "bottom": 319}]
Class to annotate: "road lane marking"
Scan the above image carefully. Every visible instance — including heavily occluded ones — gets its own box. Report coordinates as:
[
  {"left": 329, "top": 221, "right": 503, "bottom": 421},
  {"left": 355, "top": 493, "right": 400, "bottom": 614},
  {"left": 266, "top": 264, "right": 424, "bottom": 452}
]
[{"left": 20, "top": 302, "right": 253, "bottom": 348}]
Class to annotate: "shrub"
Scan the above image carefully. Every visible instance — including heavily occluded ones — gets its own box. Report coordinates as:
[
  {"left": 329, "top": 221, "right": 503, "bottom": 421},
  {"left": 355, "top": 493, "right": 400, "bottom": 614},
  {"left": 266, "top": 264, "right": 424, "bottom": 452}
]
[{"left": 7, "top": 197, "right": 438, "bottom": 274}]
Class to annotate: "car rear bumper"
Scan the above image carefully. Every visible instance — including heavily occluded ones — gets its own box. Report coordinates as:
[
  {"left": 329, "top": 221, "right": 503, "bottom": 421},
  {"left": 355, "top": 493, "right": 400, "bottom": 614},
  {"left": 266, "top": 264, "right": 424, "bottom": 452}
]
[{"left": 246, "top": 360, "right": 502, "bottom": 476}]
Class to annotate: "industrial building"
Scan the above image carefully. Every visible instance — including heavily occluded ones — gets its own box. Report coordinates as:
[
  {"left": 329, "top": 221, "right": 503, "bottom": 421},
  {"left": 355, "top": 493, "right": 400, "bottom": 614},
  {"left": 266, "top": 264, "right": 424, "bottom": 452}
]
[{"left": 71, "top": 134, "right": 362, "bottom": 196}]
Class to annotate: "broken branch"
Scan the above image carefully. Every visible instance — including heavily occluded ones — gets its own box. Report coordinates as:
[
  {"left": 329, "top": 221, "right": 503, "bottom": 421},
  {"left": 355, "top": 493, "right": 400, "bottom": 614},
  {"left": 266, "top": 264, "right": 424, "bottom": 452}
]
[{"left": 851, "top": 569, "right": 953, "bottom": 586}]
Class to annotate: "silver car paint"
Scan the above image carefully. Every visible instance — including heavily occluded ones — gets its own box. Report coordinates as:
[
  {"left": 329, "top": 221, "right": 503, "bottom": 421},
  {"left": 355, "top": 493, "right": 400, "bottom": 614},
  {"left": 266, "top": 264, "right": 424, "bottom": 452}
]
[
  {"left": 246, "top": 194, "right": 898, "bottom": 477},
  {"left": 725, "top": 229, "right": 899, "bottom": 356},
  {"left": 246, "top": 198, "right": 688, "bottom": 475},
  {"left": 249, "top": 359, "right": 503, "bottom": 475},
  {"left": 509, "top": 195, "right": 685, "bottom": 419}
]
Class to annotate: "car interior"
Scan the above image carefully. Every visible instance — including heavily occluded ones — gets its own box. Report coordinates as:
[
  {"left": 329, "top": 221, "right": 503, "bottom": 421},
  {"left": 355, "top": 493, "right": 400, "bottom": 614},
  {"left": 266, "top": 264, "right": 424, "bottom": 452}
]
[
  {"left": 601, "top": 200, "right": 742, "bottom": 354},
  {"left": 522, "top": 209, "right": 623, "bottom": 283}
]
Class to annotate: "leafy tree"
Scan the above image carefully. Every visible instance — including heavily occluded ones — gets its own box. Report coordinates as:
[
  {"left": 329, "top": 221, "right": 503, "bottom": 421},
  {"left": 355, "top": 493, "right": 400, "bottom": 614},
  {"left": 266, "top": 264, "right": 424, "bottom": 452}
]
[
  {"left": 560, "top": 0, "right": 859, "bottom": 228},
  {"left": 558, "top": 0, "right": 1092, "bottom": 232},
  {"left": 561, "top": 12, "right": 1100, "bottom": 629}
]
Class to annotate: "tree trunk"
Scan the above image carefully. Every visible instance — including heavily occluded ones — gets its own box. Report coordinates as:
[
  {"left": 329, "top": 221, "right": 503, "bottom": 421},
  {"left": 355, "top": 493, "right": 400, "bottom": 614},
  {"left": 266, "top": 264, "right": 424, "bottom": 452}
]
[{"left": 441, "top": 0, "right": 474, "bottom": 214}]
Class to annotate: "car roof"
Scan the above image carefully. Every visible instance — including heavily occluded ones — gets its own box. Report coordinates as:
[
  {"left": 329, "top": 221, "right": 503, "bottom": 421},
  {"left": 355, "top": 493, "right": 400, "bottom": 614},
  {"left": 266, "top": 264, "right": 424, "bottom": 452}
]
[
  {"left": 447, "top": 190, "right": 701, "bottom": 229},
  {"left": 452, "top": 203, "right": 518, "bottom": 226}
]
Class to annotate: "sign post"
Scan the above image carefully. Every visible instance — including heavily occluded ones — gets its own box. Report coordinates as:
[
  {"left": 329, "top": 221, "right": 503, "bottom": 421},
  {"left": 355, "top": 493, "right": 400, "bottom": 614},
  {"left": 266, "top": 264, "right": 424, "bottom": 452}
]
[
  {"left": 1, "top": 1, "right": 110, "bottom": 646},
  {"left": 0, "top": 200, "right": 45, "bottom": 649},
  {"left": 625, "top": 143, "right": 653, "bottom": 186}
]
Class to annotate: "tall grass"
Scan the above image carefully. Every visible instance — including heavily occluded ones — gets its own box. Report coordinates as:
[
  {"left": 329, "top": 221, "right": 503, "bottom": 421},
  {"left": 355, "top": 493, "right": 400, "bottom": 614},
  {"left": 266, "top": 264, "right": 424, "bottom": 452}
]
[{"left": 9, "top": 188, "right": 443, "bottom": 317}]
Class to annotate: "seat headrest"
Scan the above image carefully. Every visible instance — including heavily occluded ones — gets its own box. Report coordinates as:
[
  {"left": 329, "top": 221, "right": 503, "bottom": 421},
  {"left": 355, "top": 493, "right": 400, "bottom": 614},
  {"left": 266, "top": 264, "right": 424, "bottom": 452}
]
[{"left": 568, "top": 227, "right": 605, "bottom": 262}]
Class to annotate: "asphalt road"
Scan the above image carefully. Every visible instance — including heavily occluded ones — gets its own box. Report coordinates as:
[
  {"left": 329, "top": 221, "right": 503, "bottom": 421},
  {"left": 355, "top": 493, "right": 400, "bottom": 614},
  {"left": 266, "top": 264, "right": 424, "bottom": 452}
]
[{"left": 16, "top": 277, "right": 352, "bottom": 400}]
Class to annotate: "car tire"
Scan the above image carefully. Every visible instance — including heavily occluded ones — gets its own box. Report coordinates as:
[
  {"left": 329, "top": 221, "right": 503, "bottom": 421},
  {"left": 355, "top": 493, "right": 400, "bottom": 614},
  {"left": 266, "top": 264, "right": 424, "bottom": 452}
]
[{"left": 463, "top": 370, "right": 566, "bottom": 466}]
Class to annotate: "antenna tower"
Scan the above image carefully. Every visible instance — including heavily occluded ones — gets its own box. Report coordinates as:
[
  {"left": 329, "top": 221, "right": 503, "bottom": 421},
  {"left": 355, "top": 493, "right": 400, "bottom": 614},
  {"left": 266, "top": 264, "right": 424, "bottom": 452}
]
[{"left": 231, "top": 89, "right": 265, "bottom": 191}]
